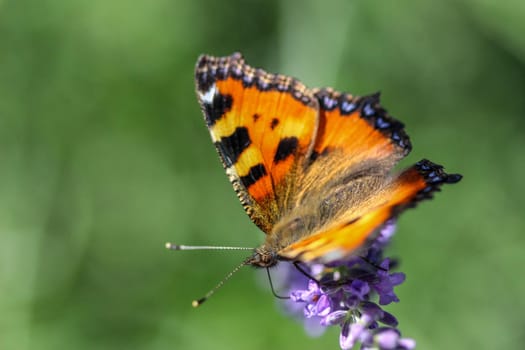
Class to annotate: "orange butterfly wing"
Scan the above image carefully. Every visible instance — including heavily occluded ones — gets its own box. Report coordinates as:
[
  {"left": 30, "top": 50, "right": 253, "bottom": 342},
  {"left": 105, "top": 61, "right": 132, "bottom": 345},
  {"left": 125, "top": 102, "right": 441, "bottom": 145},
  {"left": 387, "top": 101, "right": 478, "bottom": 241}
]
[
  {"left": 312, "top": 88, "right": 410, "bottom": 165},
  {"left": 195, "top": 53, "right": 462, "bottom": 265},
  {"left": 195, "top": 53, "right": 319, "bottom": 233},
  {"left": 278, "top": 160, "right": 462, "bottom": 262},
  {"left": 283, "top": 89, "right": 413, "bottom": 218}
]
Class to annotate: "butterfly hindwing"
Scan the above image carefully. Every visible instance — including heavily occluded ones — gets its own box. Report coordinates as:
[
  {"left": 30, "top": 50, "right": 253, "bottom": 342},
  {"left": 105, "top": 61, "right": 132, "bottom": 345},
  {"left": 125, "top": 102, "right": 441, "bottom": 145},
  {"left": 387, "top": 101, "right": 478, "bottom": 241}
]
[
  {"left": 195, "top": 53, "right": 319, "bottom": 233},
  {"left": 278, "top": 159, "right": 462, "bottom": 262}
]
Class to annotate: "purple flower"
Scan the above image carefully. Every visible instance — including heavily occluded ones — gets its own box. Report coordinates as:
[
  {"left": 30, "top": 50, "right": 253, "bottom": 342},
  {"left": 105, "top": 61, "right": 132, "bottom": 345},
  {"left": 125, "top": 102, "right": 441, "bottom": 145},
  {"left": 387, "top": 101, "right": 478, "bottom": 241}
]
[
  {"left": 340, "top": 313, "right": 372, "bottom": 349},
  {"left": 277, "top": 222, "right": 416, "bottom": 349},
  {"left": 363, "top": 328, "right": 416, "bottom": 350},
  {"left": 371, "top": 259, "right": 406, "bottom": 305},
  {"left": 342, "top": 279, "right": 370, "bottom": 307},
  {"left": 273, "top": 263, "right": 327, "bottom": 336}
]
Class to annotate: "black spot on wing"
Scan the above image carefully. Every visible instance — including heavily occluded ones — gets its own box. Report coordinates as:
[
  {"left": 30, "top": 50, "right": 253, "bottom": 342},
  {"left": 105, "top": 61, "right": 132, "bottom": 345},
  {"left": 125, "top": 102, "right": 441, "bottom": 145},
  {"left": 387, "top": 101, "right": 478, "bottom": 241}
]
[
  {"left": 270, "top": 118, "right": 279, "bottom": 130},
  {"left": 214, "top": 127, "right": 251, "bottom": 168},
  {"left": 309, "top": 147, "right": 331, "bottom": 163},
  {"left": 240, "top": 164, "right": 267, "bottom": 188},
  {"left": 203, "top": 93, "right": 233, "bottom": 127},
  {"left": 195, "top": 71, "right": 214, "bottom": 92},
  {"left": 253, "top": 113, "right": 261, "bottom": 122},
  {"left": 274, "top": 137, "right": 298, "bottom": 163}
]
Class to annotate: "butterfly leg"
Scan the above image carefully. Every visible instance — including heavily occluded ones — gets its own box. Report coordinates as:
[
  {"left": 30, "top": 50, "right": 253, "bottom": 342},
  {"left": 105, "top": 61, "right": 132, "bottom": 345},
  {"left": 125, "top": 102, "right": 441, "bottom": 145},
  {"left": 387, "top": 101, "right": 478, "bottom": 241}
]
[
  {"left": 293, "top": 261, "right": 322, "bottom": 285},
  {"left": 266, "top": 268, "right": 290, "bottom": 300},
  {"left": 359, "top": 256, "right": 388, "bottom": 271}
]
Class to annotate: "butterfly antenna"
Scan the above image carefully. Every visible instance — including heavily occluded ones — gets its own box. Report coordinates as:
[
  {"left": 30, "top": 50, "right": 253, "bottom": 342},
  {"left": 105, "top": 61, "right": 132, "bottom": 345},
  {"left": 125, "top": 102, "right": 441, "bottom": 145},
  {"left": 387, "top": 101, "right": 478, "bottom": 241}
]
[
  {"left": 191, "top": 258, "right": 251, "bottom": 308},
  {"left": 165, "top": 243, "right": 254, "bottom": 307},
  {"left": 165, "top": 243, "right": 253, "bottom": 251}
]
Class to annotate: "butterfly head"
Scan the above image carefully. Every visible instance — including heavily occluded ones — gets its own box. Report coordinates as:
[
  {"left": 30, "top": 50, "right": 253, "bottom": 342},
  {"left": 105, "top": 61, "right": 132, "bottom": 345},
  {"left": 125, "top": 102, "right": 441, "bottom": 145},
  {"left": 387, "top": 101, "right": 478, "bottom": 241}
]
[{"left": 246, "top": 246, "right": 280, "bottom": 268}]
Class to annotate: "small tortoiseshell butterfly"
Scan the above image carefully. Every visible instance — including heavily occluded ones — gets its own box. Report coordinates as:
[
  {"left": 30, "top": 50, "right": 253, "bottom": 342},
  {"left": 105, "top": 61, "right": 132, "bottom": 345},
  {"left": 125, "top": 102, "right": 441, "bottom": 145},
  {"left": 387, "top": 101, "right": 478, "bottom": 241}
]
[{"left": 192, "top": 52, "right": 461, "bottom": 277}]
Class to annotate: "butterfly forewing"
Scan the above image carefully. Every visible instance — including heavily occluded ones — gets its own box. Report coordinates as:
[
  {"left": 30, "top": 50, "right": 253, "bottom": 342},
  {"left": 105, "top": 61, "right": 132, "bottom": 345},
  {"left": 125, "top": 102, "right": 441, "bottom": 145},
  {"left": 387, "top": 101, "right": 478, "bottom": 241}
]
[{"left": 195, "top": 53, "right": 319, "bottom": 233}]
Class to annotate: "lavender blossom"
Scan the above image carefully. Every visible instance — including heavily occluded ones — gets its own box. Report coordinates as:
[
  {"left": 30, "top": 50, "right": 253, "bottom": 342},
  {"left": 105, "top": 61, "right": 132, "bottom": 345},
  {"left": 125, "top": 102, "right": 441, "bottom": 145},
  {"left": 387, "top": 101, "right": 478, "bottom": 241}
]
[{"left": 277, "top": 221, "right": 416, "bottom": 350}]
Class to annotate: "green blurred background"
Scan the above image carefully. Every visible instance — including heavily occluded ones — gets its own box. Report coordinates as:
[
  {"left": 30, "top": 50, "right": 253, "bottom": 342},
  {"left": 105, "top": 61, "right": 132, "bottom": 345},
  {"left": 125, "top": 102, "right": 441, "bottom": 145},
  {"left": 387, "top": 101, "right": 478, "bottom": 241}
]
[{"left": 1, "top": 0, "right": 524, "bottom": 349}]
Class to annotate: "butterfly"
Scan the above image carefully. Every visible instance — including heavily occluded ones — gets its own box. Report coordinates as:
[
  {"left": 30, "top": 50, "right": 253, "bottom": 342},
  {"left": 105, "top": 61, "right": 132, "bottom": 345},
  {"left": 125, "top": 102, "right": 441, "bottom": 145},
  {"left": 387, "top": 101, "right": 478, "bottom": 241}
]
[{"left": 194, "top": 52, "right": 462, "bottom": 270}]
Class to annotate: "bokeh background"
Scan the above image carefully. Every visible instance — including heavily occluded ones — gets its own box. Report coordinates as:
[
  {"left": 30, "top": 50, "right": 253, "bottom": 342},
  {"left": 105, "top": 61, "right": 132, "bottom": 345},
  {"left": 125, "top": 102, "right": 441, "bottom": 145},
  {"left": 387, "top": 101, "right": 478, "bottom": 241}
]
[{"left": 1, "top": 0, "right": 524, "bottom": 349}]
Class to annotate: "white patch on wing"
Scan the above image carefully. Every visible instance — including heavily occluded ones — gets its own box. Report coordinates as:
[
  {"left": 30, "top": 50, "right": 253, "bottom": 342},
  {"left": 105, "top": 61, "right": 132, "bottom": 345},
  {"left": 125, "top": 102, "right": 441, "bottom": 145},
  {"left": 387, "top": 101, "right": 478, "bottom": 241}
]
[
  {"left": 225, "top": 166, "right": 239, "bottom": 178},
  {"left": 198, "top": 83, "right": 217, "bottom": 105}
]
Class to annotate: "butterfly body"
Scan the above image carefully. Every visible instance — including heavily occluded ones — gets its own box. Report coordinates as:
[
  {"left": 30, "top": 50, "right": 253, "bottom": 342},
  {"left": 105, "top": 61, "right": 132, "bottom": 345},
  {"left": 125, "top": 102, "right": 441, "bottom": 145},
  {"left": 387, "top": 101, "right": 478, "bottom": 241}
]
[{"left": 195, "top": 53, "right": 462, "bottom": 266}]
